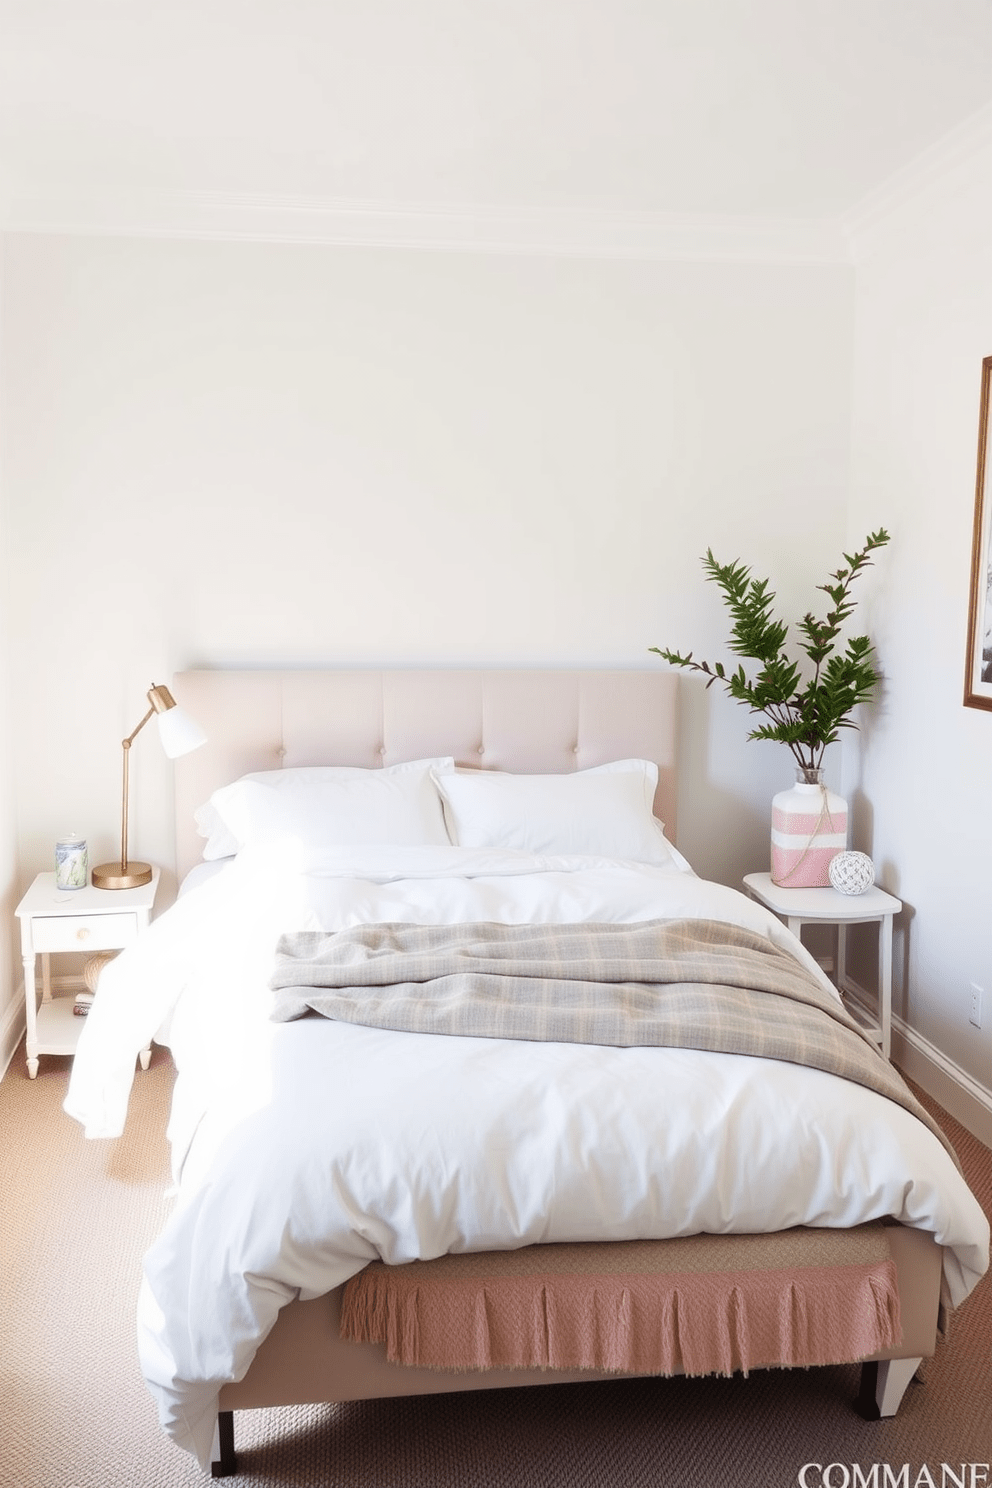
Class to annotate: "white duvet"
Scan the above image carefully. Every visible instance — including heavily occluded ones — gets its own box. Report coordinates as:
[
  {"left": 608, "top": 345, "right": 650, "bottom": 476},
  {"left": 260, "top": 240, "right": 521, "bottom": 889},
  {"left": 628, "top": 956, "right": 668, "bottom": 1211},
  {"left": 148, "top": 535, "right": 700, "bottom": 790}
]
[{"left": 64, "top": 846, "right": 990, "bottom": 1469}]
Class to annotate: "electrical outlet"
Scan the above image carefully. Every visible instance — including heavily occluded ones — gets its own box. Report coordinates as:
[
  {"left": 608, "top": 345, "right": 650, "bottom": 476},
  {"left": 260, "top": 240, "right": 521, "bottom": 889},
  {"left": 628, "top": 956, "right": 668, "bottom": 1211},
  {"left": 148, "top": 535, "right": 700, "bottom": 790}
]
[{"left": 969, "top": 984, "right": 983, "bottom": 1029}]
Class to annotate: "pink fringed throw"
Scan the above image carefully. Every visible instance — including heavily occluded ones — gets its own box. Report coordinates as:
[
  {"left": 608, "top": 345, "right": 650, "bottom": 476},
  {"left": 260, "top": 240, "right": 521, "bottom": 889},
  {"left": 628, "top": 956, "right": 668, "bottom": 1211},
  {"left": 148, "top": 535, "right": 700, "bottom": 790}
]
[{"left": 340, "top": 1227, "right": 901, "bottom": 1378}]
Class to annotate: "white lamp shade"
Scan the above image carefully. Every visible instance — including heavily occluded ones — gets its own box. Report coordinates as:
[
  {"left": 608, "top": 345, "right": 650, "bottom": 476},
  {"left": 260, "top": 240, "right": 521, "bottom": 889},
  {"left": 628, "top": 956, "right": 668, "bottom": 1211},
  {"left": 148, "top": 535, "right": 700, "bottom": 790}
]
[{"left": 156, "top": 704, "right": 207, "bottom": 759}]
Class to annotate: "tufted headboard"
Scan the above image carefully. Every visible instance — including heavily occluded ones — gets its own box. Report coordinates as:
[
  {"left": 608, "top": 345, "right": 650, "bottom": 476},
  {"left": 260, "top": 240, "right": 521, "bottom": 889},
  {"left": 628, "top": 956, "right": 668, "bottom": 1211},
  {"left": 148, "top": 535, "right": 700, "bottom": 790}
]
[{"left": 172, "top": 669, "right": 678, "bottom": 882}]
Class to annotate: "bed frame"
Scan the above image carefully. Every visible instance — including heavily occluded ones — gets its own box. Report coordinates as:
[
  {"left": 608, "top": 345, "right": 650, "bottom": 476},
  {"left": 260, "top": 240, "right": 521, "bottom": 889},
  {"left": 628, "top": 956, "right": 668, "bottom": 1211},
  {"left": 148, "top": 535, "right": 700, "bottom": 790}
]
[{"left": 168, "top": 669, "right": 943, "bottom": 1477}]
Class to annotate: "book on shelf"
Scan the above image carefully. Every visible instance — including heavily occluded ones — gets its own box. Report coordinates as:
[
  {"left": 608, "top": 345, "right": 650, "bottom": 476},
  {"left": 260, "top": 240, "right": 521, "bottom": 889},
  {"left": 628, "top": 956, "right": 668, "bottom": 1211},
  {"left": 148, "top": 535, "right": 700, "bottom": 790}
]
[{"left": 73, "top": 990, "right": 95, "bottom": 1017}]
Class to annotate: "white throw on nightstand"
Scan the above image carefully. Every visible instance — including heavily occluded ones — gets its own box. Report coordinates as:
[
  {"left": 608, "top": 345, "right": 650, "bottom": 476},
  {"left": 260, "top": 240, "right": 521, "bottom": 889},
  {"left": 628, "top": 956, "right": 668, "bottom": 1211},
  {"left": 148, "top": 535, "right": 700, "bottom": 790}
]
[
  {"left": 15, "top": 869, "right": 160, "bottom": 1079},
  {"left": 743, "top": 871, "right": 902, "bottom": 1061}
]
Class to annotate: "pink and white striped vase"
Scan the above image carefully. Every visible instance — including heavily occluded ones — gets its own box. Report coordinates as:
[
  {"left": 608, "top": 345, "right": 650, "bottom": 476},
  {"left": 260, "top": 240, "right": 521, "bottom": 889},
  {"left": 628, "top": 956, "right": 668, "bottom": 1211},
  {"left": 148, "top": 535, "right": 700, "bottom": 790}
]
[{"left": 770, "top": 767, "right": 847, "bottom": 888}]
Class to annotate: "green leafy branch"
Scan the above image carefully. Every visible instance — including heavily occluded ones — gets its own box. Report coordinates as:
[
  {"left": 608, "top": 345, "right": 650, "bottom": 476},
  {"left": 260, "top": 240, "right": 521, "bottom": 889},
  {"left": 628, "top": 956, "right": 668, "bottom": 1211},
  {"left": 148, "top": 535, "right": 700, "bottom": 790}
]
[{"left": 650, "top": 529, "right": 890, "bottom": 775}]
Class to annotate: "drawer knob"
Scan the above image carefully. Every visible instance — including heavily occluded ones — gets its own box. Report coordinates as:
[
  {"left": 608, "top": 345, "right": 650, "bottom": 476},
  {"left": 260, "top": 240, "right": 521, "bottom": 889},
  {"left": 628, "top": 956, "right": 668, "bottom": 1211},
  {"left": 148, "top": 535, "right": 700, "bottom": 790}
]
[{"left": 76, "top": 927, "right": 90, "bottom": 942}]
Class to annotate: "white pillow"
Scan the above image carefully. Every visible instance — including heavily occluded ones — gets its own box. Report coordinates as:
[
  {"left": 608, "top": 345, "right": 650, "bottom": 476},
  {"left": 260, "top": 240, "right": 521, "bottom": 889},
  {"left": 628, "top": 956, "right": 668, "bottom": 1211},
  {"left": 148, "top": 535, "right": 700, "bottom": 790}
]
[
  {"left": 432, "top": 759, "right": 688, "bottom": 866},
  {"left": 195, "top": 758, "right": 454, "bottom": 859}
]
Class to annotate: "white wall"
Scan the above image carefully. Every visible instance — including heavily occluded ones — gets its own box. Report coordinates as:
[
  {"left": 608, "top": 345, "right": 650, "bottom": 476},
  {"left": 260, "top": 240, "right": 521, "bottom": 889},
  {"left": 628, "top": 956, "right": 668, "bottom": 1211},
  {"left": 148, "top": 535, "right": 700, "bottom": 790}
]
[
  {"left": 0, "top": 232, "right": 855, "bottom": 1029},
  {"left": 0, "top": 263, "right": 17, "bottom": 1071},
  {"left": 847, "top": 125, "right": 992, "bottom": 1104}
]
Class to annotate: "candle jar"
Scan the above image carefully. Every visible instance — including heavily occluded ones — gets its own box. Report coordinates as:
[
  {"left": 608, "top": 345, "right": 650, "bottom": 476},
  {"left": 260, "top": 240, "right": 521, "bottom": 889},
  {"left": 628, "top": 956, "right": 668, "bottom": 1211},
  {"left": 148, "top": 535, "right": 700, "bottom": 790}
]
[{"left": 55, "top": 836, "right": 89, "bottom": 891}]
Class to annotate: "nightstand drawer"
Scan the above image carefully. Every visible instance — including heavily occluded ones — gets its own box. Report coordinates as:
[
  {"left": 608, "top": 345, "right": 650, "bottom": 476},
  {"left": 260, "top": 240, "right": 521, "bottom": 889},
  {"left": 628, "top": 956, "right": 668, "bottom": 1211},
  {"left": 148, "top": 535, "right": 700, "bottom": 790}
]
[{"left": 30, "top": 912, "right": 139, "bottom": 953}]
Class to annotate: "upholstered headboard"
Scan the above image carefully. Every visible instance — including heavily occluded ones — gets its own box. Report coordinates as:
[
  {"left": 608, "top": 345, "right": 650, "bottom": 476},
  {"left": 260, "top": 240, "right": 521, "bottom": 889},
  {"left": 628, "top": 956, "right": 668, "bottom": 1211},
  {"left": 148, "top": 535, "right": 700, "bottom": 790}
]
[{"left": 172, "top": 670, "right": 678, "bottom": 882}]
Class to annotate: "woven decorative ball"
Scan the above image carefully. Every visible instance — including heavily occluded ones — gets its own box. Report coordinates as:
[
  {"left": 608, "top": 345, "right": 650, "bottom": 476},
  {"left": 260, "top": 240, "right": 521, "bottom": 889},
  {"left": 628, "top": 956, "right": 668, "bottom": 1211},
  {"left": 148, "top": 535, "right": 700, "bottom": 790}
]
[
  {"left": 828, "top": 851, "right": 875, "bottom": 896},
  {"left": 83, "top": 951, "right": 119, "bottom": 993}
]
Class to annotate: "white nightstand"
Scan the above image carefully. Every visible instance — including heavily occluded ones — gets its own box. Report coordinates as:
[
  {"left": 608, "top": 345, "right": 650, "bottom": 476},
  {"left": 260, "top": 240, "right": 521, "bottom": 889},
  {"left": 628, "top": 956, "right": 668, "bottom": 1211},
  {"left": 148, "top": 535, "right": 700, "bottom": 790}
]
[
  {"left": 15, "top": 869, "right": 160, "bottom": 1079},
  {"left": 743, "top": 871, "right": 902, "bottom": 1060}
]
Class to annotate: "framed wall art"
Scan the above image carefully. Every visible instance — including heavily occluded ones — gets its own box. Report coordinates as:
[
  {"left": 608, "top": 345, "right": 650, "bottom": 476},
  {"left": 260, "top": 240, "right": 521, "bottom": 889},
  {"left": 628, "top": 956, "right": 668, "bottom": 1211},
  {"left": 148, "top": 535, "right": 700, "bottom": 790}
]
[{"left": 964, "top": 354, "right": 992, "bottom": 711}]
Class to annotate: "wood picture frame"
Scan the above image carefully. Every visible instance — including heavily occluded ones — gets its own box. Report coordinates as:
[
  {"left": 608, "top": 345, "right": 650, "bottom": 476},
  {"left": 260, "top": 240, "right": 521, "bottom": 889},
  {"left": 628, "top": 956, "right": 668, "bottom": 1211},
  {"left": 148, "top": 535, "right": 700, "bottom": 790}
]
[{"left": 964, "top": 355, "right": 992, "bottom": 711}]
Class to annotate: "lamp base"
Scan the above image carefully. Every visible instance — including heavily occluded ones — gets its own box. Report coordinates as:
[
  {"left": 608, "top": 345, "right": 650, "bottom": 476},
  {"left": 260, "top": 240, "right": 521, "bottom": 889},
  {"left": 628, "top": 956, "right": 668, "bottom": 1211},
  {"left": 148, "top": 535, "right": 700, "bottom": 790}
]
[{"left": 91, "top": 860, "right": 153, "bottom": 891}]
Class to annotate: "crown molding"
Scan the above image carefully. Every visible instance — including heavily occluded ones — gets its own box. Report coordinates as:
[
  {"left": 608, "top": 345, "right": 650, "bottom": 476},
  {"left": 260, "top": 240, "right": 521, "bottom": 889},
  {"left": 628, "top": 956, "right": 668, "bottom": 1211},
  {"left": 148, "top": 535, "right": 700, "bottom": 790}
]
[
  {"left": 843, "top": 100, "right": 992, "bottom": 255},
  {"left": 0, "top": 185, "right": 852, "bottom": 266}
]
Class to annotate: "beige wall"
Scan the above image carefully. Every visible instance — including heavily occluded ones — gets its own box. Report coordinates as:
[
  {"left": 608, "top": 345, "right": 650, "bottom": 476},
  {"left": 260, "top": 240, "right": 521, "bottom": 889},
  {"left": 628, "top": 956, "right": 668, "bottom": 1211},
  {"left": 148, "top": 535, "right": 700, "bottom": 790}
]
[
  {"left": 847, "top": 131, "right": 992, "bottom": 1103},
  {"left": 0, "top": 233, "right": 857, "bottom": 1052}
]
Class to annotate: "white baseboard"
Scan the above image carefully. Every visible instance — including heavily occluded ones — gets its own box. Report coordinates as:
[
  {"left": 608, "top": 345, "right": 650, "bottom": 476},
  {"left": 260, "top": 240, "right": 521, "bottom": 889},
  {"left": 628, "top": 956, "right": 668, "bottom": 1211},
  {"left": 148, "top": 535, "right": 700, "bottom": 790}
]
[
  {"left": 891, "top": 1018, "right": 992, "bottom": 1149},
  {"left": 0, "top": 988, "right": 26, "bottom": 1080},
  {"left": 838, "top": 979, "right": 992, "bottom": 1149}
]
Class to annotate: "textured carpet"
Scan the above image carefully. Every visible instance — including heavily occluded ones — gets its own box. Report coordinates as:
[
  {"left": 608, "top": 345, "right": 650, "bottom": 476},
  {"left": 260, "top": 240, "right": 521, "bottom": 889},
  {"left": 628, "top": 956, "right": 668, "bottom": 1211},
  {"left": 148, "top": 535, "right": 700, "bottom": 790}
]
[{"left": 0, "top": 1039, "right": 989, "bottom": 1488}]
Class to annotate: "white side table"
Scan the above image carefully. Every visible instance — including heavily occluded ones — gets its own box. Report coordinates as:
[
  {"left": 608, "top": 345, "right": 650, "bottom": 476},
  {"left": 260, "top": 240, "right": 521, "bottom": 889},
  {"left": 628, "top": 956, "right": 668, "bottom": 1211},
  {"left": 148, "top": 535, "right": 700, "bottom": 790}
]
[
  {"left": 743, "top": 871, "right": 902, "bottom": 1060},
  {"left": 15, "top": 869, "right": 160, "bottom": 1079}
]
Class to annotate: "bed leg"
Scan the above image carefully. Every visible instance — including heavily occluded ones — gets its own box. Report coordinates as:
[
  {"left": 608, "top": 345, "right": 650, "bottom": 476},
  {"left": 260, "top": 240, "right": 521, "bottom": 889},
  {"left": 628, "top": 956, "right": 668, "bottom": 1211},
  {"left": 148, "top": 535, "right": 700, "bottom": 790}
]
[
  {"left": 855, "top": 1357, "right": 922, "bottom": 1419},
  {"left": 210, "top": 1411, "right": 238, "bottom": 1478}
]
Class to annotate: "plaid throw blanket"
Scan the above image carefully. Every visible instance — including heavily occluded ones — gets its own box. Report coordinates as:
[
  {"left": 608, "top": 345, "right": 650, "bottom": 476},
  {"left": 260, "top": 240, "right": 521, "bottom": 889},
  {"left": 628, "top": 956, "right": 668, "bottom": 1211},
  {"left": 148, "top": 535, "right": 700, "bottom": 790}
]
[{"left": 269, "top": 918, "right": 954, "bottom": 1161}]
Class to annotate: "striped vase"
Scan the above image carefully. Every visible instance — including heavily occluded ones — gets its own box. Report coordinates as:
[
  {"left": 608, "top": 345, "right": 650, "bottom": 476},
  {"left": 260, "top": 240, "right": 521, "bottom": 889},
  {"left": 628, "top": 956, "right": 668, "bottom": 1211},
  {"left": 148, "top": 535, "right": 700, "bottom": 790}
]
[{"left": 770, "top": 768, "right": 847, "bottom": 888}]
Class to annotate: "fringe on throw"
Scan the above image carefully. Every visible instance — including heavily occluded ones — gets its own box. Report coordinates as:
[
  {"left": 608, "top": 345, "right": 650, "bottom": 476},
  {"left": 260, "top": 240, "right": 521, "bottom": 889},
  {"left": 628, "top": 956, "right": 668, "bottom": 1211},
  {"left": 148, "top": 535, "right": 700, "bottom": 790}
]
[{"left": 340, "top": 1260, "right": 902, "bottom": 1378}]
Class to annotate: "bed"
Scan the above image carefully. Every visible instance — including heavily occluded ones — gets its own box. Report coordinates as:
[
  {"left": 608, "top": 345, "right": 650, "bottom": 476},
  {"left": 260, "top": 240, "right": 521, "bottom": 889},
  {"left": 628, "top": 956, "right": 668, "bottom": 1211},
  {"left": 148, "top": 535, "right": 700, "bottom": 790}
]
[{"left": 63, "top": 669, "right": 989, "bottom": 1479}]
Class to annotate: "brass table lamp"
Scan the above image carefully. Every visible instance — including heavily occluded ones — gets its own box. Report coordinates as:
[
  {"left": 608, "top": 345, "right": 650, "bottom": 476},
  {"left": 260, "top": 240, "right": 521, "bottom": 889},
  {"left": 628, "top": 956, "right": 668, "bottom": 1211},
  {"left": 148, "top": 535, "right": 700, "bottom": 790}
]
[{"left": 92, "top": 684, "right": 206, "bottom": 890}]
